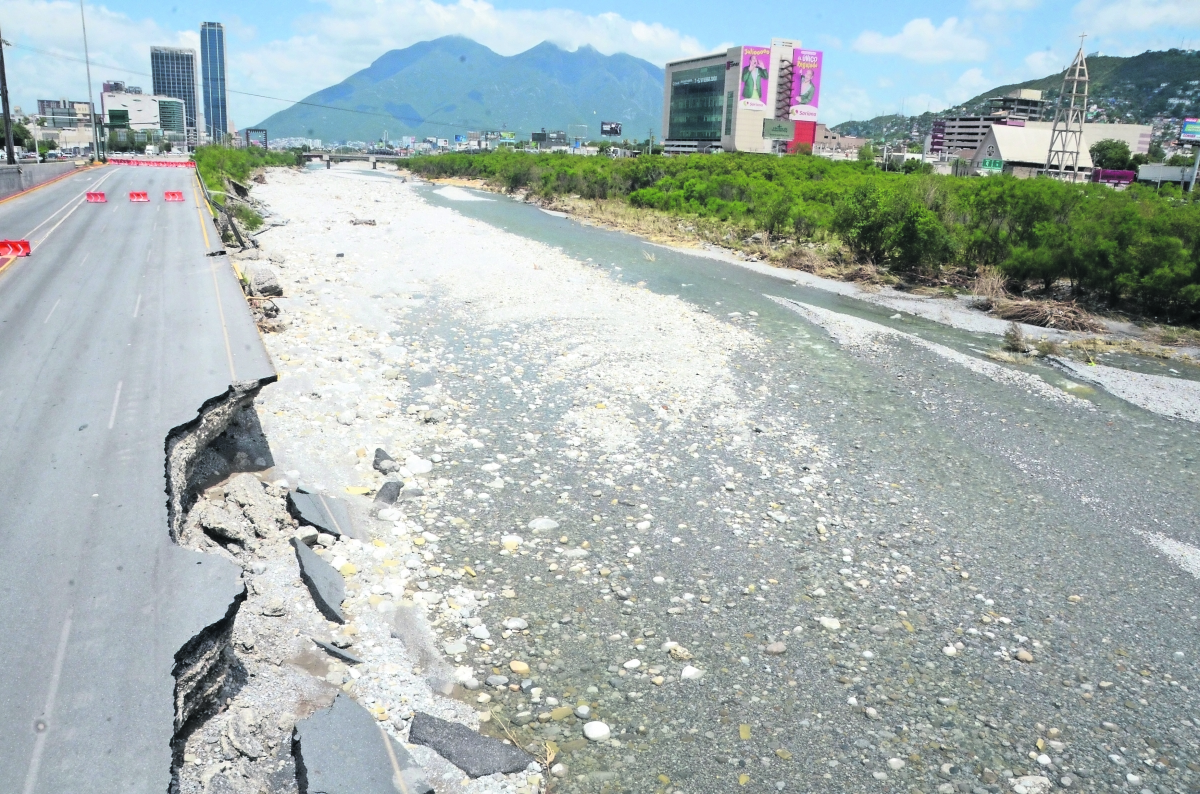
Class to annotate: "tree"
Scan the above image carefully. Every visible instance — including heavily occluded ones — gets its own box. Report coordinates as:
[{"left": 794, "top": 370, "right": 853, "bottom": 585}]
[
  {"left": 1148, "top": 141, "right": 1166, "bottom": 162},
  {"left": 1089, "top": 138, "right": 1131, "bottom": 170},
  {"left": 1166, "top": 152, "right": 1194, "bottom": 167},
  {"left": 857, "top": 144, "right": 875, "bottom": 162}
]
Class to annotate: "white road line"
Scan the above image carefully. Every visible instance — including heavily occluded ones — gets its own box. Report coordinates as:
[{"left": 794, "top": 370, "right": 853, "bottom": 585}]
[
  {"left": 21, "top": 169, "right": 116, "bottom": 240},
  {"left": 107, "top": 381, "right": 123, "bottom": 430},
  {"left": 21, "top": 611, "right": 73, "bottom": 794},
  {"left": 43, "top": 298, "right": 60, "bottom": 324},
  {"left": 133, "top": 293, "right": 141, "bottom": 319},
  {"left": 1141, "top": 531, "right": 1200, "bottom": 579},
  {"left": 33, "top": 198, "right": 88, "bottom": 252}
]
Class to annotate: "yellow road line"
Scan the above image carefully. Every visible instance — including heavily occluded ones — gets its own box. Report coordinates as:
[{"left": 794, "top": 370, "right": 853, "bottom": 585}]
[
  {"left": 0, "top": 255, "right": 17, "bottom": 279},
  {"left": 192, "top": 179, "right": 236, "bottom": 382}
]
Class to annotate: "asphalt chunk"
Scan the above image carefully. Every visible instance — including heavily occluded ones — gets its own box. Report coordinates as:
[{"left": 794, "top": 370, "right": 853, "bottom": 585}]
[
  {"left": 291, "top": 537, "right": 346, "bottom": 623},
  {"left": 408, "top": 711, "right": 534, "bottom": 778}
]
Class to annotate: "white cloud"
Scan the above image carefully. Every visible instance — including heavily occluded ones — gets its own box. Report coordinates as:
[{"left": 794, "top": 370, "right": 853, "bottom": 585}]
[
  {"left": 946, "top": 67, "right": 993, "bottom": 103},
  {"left": 1, "top": 0, "right": 710, "bottom": 127},
  {"left": 1074, "top": 0, "right": 1200, "bottom": 34},
  {"left": 853, "top": 18, "right": 987, "bottom": 63},
  {"left": 1022, "top": 50, "right": 1064, "bottom": 78}
]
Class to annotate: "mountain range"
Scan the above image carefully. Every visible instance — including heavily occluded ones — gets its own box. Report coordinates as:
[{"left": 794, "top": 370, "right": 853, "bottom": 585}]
[
  {"left": 832, "top": 48, "right": 1200, "bottom": 142},
  {"left": 255, "top": 36, "right": 664, "bottom": 143}
]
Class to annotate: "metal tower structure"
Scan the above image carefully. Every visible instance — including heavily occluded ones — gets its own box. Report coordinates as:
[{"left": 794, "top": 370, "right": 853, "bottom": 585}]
[{"left": 1045, "top": 37, "right": 1089, "bottom": 182}]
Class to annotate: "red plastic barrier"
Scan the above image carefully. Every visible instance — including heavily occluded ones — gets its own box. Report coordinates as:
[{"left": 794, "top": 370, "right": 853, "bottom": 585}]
[
  {"left": 0, "top": 239, "right": 32, "bottom": 257},
  {"left": 129, "top": 191, "right": 149, "bottom": 202},
  {"left": 107, "top": 158, "right": 196, "bottom": 168},
  {"left": 164, "top": 191, "right": 185, "bottom": 202},
  {"left": 86, "top": 191, "right": 107, "bottom": 203}
]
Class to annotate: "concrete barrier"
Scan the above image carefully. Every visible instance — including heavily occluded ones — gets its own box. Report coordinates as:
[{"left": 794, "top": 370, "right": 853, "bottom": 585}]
[{"left": 0, "top": 161, "right": 83, "bottom": 201}]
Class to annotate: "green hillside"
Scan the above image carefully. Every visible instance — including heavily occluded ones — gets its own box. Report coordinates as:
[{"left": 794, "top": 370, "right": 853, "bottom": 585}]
[
  {"left": 833, "top": 48, "right": 1200, "bottom": 142},
  {"left": 255, "top": 36, "right": 665, "bottom": 144}
]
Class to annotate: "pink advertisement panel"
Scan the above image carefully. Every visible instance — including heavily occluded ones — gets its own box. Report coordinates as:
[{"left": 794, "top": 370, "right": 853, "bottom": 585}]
[
  {"left": 789, "top": 49, "right": 823, "bottom": 122},
  {"left": 739, "top": 46, "right": 771, "bottom": 109}
]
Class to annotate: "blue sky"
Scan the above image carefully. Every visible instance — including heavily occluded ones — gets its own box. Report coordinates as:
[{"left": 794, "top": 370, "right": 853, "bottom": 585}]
[{"left": 4, "top": 0, "right": 1198, "bottom": 130}]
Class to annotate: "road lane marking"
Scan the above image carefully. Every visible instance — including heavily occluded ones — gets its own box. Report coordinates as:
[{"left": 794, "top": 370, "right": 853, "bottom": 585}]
[
  {"left": 21, "top": 611, "right": 73, "bottom": 794},
  {"left": 43, "top": 298, "right": 60, "bottom": 324},
  {"left": 0, "top": 256, "right": 16, "bottom": 279},
  {"left": 33, "top": 198, "right": 87, "bottom": 252},
  {"left": 133, "top": 293, "right": 141, "bottom": 318},
  {"left": 191, "top": 180, "right": 236, "bottom": 381},
  {"left": 21, "top": 169, "right": 116, "bottom": 239},
  {"left": 107, "top": 381, "right": 123, "bottom": 430}
]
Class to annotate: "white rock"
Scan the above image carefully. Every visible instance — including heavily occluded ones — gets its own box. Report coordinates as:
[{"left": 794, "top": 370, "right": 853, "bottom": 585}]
[
  {"left": 818, "top": 617, "right": 841, "bottom": 631},
  {"left": 550, "top": 763, "right": 567, "bottom": 778},
  {"left": 405, "top": 456, "right": 433, "bottom": 475},
  {"left": 887, "top": 758, "right": 905, "bottom": 770},
  {"left": 1010, "top": 776, "right": 1053, "bottom": 794},
  {"left": 471, "top": 625, "right": 491, "bottom": 640},
  {"left": 481, "top": 463, "right": 501, "bottom": 472},
  {"left": 503, "top": 617, "right": 528, "bottom": 630},
  {"left": 573, "top": 704, "right": 591, "bottom": 719},
  {"left": 680, "top": 665, "right": 704, "bottom": 680},
  {"left": 623, "top": 659, "right": 641, "bottom": 670},
  {"left": 583, "top": 721, "right": 611, "bottom": 742},
  {"left": 528, "top": 517, "right": 559, "bottom": 531},
  {"left": 336, "top": 409, "right": 357, "bottom": 425},
  {"left": 501, "top": 534, "right": 523, "bottom": 550},
  {"left": 487, "top": 478, "right": 505, "bottom": 490},
  {"left": 636, "top": 521, "right": 651, "bottom": 530},
  {"left": 942, "top": 645, "right": 957, "bottom": 657},
  {"left": 1036, "top": 754, "right": 1051, "bottom": 766}
]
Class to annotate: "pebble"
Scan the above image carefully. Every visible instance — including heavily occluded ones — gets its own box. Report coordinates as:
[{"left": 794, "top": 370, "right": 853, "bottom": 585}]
[
  {"left": 942, "top": 645, "right": 957, "bottom": 657},
  {"left": 443, "top": 641, "right": 468, "bottom": 655},
  {"left": 471, "top": 625, "right": 490, "bottom": 640},
  {"left": 336, "top": 409, "right": 356, "bottom": 425},
  {"left": 887, "top": 758, "right": 905, "bottom": 770},
  {"left": 583, "top": 721, "right": 611, "bottom": 742},
  {"left": 680, "top": 665, "right": 704, "bottom": 680},
  {"left": 528, "top": 517, "right": 559, "bottom": 531},
  {"left": 501, "top": 534, "right": 523, "bottom": 550},
  {"left": 817, "top": 617, "right": 840, "bottom": 631},
  {"left": 550, "top": 763, "right": 567, "bottom": 778},
  {"left": 623, "top": 659, "right": 641, "bottom": 670},
  {"left": 405, "top": 456, "right": 433, "bottom": 474},
  {"left": 1017, "top": 648, "right": 1034, "bottom": 662},
  {"left": 764, "top": 641, "right": 786, "bottom": 655},
  {"left": 509, "top": 660, "right": 531, "bottom": 676},
  {"left": 503, "top": 617, "right": 528, "bottom": 630},
  {"left": 574, "top": 705, "right": 591, "bottom": 719}
]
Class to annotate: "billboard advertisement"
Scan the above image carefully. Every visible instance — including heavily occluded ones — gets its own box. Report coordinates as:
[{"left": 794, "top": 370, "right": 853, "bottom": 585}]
[
  {"left": 499, "top": 131, "right": 516, "bottom": 141},
  {"left": 601, "top": 121, "right": 622, "bottom": 136},
  {"left": 788, "top": 49, "right": 822, "bottom": 122},
  {"left": 739, "top": 46, "right": 771, "bottom": 109},
  {"left": 531, "top": 131, "right": 548, "bottom": 142},
  {"left": 454, "top": 134, "right": 465, "bottom": 143},
  {"left": 1182, "top": 118, "right": 1200, "bottom": 142}
]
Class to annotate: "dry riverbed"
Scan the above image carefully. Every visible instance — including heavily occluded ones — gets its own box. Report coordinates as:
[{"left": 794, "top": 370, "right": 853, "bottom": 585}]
[{"left": 181, "top": 164, "right": 1200, "bottom": 794}]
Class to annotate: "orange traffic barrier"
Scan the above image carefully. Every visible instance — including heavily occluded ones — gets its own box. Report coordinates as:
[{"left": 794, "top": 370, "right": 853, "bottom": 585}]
[
  {"left": 86, "top": 192, "right": 107, "bottom": 203},
  {"left": 0, "top": 240, "right": 32, "bottom": 256},
  {"left": 129, "top": 191, "right": 149, "bottom": 202},
  {"left": 107, "top": 158, "right": 195, "bottom": 168},
  {"left": 164, "top": 191, "right": 185, "bottom": 202}
]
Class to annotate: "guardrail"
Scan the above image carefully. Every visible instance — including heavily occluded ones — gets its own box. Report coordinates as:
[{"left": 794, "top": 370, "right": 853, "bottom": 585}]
[{"left": 107, "top": 158, "right": 196, "bottom": 168}]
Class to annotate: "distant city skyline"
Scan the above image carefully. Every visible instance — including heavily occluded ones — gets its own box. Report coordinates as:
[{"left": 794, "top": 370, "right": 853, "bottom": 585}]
[
  {"left": 2, "top": 0, "right": 1197, "bottom": 129},
  {"left": 149, "top": 46, "right": 200, "bottom": 137}
]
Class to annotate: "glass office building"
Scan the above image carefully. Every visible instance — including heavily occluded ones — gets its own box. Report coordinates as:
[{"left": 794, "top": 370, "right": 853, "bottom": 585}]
[
  {"left": 200, "top": 23, "right": 228, "bottom": 141},
  {"left": 666, "top": 64, "right": 725, "bottom": 142},
  {"left": 150, "top": 46, "right": 199, "bottom": 138}
]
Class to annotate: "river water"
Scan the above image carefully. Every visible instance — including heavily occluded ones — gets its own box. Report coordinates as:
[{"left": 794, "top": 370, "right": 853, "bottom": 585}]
[{"left": 394, "top": 182, "right": 1200, "bottom": 794}]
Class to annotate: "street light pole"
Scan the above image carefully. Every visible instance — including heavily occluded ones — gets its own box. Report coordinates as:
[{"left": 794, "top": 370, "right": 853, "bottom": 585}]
[
  {"left": 79, "top": 0, "right": 100, "bottom": 162},
  {"left": 0, "top": 28, "right": 16, "bottom": 165}
]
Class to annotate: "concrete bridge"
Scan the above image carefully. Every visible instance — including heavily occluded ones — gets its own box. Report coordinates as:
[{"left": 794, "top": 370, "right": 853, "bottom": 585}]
[{"left": 300, "top": 152, "right": 405, "bottom": 169}]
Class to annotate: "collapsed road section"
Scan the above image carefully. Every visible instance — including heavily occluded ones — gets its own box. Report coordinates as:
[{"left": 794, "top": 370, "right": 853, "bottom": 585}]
[{"left": 0, "top": 165, "right": 276, "bottom": 794}]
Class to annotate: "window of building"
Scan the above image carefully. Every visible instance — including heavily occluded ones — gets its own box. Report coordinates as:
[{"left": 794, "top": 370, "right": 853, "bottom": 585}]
[
  {"left": 668, "top": 64, "right": 725, "bottom": 141},
  {"left": 725, "top": 91, "right": 735, "bottom": 136}
]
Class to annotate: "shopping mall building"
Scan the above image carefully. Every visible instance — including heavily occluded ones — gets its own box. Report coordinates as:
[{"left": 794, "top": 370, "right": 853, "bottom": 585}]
[{"left": 662, "top": 39, "right": 820, "bottom": 155}]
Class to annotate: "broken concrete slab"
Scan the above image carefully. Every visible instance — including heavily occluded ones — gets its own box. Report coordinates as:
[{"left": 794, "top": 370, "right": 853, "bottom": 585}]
[
  {"left": 407, "top": 711, "right": 534, "bottom": 778},
  {"left": 312, "top": 638, "right": 363, "bottom": 665},
  {"left": 294, "top": 693, "right": 433, "bottom": 794},
  {"left": 291, "top": 537, "right": 346, "bottom": 623},
  {"left": 374, "top": 480, "right": 401, "bottom": 505},
  {"left": 288, "top": 490, "right": 354, "bottom": 538},
  {"left": 373, "top": 448, "right": 398, "bottom": 474}
]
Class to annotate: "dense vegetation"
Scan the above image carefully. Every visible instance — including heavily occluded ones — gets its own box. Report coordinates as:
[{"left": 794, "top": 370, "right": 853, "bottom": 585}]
[
  {"left": 409, "top": 150, "right": 1200, "bottom": 323},
  {"left": 193, "top": 145, "right": 297, "bottom": 196}
]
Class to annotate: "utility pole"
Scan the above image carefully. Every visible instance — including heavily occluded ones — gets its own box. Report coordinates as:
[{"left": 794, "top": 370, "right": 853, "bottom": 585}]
[
  {"left": 1189, "top": 144, "right": 1199, "bottom": 194},
  {"left": 0, "top": 28, "right": 16, "bottom": 165},
  {"left": 79, "top": 0, "right": 100, "bottom": 162}
]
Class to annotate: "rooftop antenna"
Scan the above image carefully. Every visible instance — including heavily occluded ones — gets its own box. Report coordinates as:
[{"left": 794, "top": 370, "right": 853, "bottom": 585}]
[{"left": 1045, "top": 34, "right": 1088, "bottom": 182}]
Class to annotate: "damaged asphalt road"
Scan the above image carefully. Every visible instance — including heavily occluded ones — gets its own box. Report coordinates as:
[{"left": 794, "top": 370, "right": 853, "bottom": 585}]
[{"left": 0, "top": 166, "right": 274, "bottom": 793}]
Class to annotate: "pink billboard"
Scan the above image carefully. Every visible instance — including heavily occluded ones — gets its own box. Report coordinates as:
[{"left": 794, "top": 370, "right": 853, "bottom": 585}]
[
  {"left": 739, "top": 46, "right": 771, "bottom": 109},
  {"left": 789, "top": 49, "right": 823, "bottom": 122}
]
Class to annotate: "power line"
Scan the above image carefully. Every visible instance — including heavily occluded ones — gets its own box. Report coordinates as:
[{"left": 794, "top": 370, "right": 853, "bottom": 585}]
[{"left": 6, "top": 40, "right": 529, "bottom": 136}]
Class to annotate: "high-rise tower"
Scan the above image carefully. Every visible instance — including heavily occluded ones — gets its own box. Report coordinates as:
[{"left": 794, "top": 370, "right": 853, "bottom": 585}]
[
  {"left": 200, "top": 23, "right": 228, "bottom": 142},
  {"left": 150, "top": 46, "right": 200, "bottom": 142},
  {"left": 1045, "top": 37, "right": 1089, "bottom": 182}
]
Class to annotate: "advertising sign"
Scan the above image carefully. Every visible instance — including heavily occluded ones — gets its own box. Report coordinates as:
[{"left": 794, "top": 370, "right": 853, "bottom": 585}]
[
  {"left": 453, "top": 134, "right": 465, "bottom": 143},
  {"left": 788, "top": 49, "right": 823, "bottom": 122},
  {"left": 601, "top": 121, "right": 622, "bottom": 136},
  {"left": 499, "top": 131, "right": 516, "bottom": 141},
  {"left": 739, "top": 45, "right": 771, "bottom": 109},
  {"left": 531, "top": 131, "right": 548, "bottom": 142},
  {"left": 1182, "top": 118, "right": 1200, "bottom": 143},
  {"left": 762, "top": 119, "right": 793, "bottom": 140}
]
